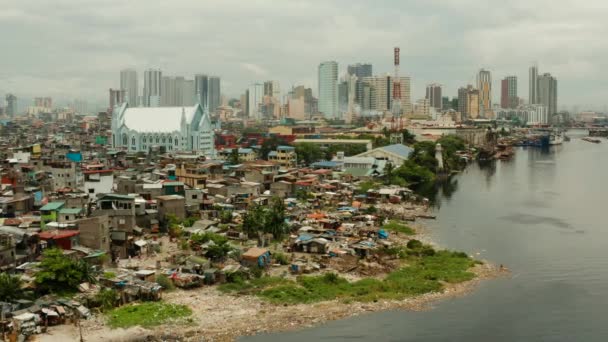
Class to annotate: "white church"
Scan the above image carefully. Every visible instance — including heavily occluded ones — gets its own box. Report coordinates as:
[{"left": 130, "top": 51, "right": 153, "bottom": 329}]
[{"left": 111, "top": 103, "right": 215, "bottom": 157}]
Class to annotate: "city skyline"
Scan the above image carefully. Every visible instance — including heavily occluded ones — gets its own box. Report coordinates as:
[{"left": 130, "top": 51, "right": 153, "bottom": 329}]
[{"left": 1, "top": 1, "right": 607, "bottom": 110}]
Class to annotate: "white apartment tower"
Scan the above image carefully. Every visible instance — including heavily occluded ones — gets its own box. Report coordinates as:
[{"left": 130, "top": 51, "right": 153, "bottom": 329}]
[{"left": 318, "top": 61, "right": 339, "bottom": 119}]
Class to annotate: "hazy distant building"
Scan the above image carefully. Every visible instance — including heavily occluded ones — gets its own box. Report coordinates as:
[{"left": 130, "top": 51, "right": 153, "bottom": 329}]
[
  {"left": 425, "top": 84, "right": 442, "bottom": 110},
  {"left": 109, "top": 89, "right": 126, "bottom": 111},
  {"left": 458, "top": 85, "right": 479, "bottom": 120},
  {"left": 247, "top": 83, "right": 264, "bottom": 119},
  {"left": 5, "top": 94, "right": 17, "bottom": 118},
  {"left": 538, "top": 73, "right": 558, "bottom": 116},
  {"left": 529, "top": 64, "right": 538, "bottom": 104},
  {"left": 143, "top": 69, "right": 162, "bottom": 107},
  {"left": 287, "top": 85, "right": 315, "bottom": 120},
  {"left": 120, "top": 69, "right": 138, "bottom": 107},
  {"left": 347, "top": 63, "right": 372, "bottom": 106},
  {"left": 318, "top": 61, "right": 339, "bottom": 119},
  {"left": 72, "top": 99, "right": 88, "bottom": 115},
  {"left": 208, "top": 76, "right": 221, "bottom": 112},
  {"left": 360, "top": 75, "right": 411, "bottom": 115},
  {"left": 34, "top": 97, "right": 52, "bottom": 109},
  {"left": 160, "top": 76, "right": 195, "bottom": 107},
  {"left": 413, "top": 98, "right": 430, "bottom": 117},
  {"left": 501, "top": 76, "right": 518, "bottom": 109},
  {"left": 477, "top": 69, "right": 492, "bottom": 118}
]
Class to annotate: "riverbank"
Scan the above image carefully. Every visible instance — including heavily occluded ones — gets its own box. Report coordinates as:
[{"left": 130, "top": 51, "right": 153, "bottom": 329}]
[{"left": 41, "top": 216, "right": 508, "bottom": 342}]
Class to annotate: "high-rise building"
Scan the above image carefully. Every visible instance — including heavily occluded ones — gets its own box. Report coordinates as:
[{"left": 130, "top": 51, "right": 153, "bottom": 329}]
[
  {"left": 347, "top": 63, "right": 372, "bottom": 107},
  {"left": 120, "top": 69, "right": 138, "bottom": 107},
  {"left": 476, "top": 69, "right": 492, "bottom": 118},
  {"left": 425, "top": 84, "right": 442, "bottom": 110},
  {"left": 318, "top": 61, "right": 339, "bottom": 119},
  {"left": 34, "top": 97, "right": 52, "bottom": 109},
  {"left": 5, "top": 94, "right": 17, "bottom": 118},
  {"left": 458, "top": 85, "right": 479, "bottom": 120},
  {"left": 247, "top": 83, "right": 264, "bottom": 119},
  {"left": 338, "top": 80, "right": 349, "bottom": 115},
  {"left": 500, "top": 76, "right": 518, "bottom": 109},
  {"left": 143, "top": 69, "right": 162, "bottom": 107},
  {"left": 360, "top": 75, "right": 411, "bottom": 115},
  {"left": 109, "top": 89, "right": 126, "bottom": 110},
  {"left": 538, "top": 73, "right": 558, "bottom": 116},
  {"left": 194, "top": 74, "right": 209, "bottom": 108},
  {"left": 72, "top": 99, "right": 88, "bottom": 114},
  {"left": 529, "top": 64, "right": 538, "bottom": 104},
  {"left": 208, "top": 76, "right": 221, "bottom": 112},
  {"left": 263, "top": 81, "right": 280, "bottom": 99},
  {"left": 442, "top": 97, "right": 451, "bottom": 110}
]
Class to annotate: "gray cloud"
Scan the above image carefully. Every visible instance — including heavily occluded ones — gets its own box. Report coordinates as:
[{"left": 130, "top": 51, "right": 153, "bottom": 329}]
[{"left": 1, "top": 0, "right": 607, "bottom": 109}]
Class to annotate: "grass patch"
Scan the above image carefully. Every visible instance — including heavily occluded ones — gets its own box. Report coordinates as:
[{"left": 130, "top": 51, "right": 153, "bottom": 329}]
[
  {"left": 230, "top": 250, "right": 476, "bottom": 305},
  {"left": 382, "top": 220, "right": 415, "bottom": 235},
  {"left": 107, "top": 302, "right": 192, "bottom": 328}
]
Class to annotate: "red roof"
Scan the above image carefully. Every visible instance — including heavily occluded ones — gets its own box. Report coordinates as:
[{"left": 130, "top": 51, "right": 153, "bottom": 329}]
[
  {"left": 83, "top": 169, "right": 113, "bottom": 175},
  {"left": 38, "top": 230, "right": 80, "bottom": 240}
]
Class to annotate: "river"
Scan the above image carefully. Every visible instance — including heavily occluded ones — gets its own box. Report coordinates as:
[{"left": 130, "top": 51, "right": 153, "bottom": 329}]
[{"left": 245, "top": 131, "right": 608, "bottom": 341}]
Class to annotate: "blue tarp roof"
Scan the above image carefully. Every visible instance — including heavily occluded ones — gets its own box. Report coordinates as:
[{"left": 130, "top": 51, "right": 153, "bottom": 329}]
[{"left": 311, "top": 161, "right": 340, "bottom": 168}]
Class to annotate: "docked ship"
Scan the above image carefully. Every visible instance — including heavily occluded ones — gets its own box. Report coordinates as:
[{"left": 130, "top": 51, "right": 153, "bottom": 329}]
[{"left": 549, "top": 130, "right": 564, "bottom": 145}]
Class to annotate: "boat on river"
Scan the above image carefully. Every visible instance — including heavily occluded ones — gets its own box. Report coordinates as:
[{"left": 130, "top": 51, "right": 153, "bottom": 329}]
[
  {"left": 582, "top": 137, "right": 601, "bottom": 144},
  {"left": 549, "top": 131, "right": 564, "bottom": 145}
]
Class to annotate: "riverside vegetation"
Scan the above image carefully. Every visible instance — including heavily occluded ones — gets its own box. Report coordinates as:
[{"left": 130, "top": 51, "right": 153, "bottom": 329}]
[{"left": 219, "top": 240, "right": 479, "bottom": 305}]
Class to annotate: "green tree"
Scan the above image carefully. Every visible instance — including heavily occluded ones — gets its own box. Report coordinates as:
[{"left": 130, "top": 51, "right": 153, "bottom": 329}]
[
  {"left": 242, "top": 204, "right": 266, "bottom": 237},
  {"left": 295, "top": 143, "right": 324, "bottom": 166},
  {"left": 35, "top": 248, "right": 94, "bottom": 292},
  {"left": 384, "top": 162, "right": 395, "bottom": 185},
  {"left": 0, "top": 273, "right": 23, "bottom": 301},
  {"left": 264, "top": 197, "right": 288, "bottom": 239},
  {"left": 400, "top": 129, "right": 417, "bottom": 145},
  {"left": 228, "top": 148, "right": 241, "bottom": 165}
]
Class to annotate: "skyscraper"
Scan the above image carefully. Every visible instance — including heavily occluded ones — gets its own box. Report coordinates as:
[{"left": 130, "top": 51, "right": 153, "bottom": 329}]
[
  {"left": 5, "top": 94, "right": 17, "bottom": 118},
  {"left": 476, "top": 69, "right": 492, "bottom": 118},
  {"left": 318, "top": 61, "right": 339, "bottom": 118},
  {"left": 195, "top": 74, "right": 209, "bottom": 108},
  {"left": 529, "top": 64, "right": 538, "bottom": 104},
  {"left": 208, "top": 76, "right": 221, "bottom": 112},
  {"left": 247, "top": 83, "right": 264, "bottom": 119},
  {"left": 347, "top": 63, "right": 372, "bottom": 106},
  {"left": 538, "top": 73, "right": 558, "bottom": 116},
  {"left": 34, "top": 97, "right": 52, "bottom": 109},
  {"left": 143, "top": 69, "right": 162, "bottom": 107},
  {"left": 458, "top": 85, "right": 479, "bottom": 120},
  {"left": 338, "top": 80, "right": 349, "bottom": 115},
  {"left": 500, "top": 76, "right": 518, "bottom": 109},
  {"left": 360, "top": 75, "right": 411, "bottom": 115},
  {"left": 425, "top": 84, "right": 442, "bottom": 110},
  {"left": 109, "top": 89, "right": 126, "bottom": 110},
  {"left": 120, "top": 68, "right": 138, "bottom": 107}
]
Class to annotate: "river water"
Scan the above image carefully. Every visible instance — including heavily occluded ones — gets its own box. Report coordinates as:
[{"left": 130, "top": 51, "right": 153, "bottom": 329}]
[{"left": 246, "top": 131, "right": 608, "bottom": 342}]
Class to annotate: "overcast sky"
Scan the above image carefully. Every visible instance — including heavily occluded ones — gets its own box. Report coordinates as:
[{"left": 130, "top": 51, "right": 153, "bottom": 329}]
[{"left": 1, "top": 0, "right": 607, "bottom": 110}]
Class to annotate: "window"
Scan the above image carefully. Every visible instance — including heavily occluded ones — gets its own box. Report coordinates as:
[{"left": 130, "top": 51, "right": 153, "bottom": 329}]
[
  {"left": 169, "top": 137, "right": 172, "bottom": 144},
  {"left": 119, "top": 219, "right": 125, "bottom": 224},
  {"left": 156, "top": 136, "right": 160, "bottom": 143},
  {"left": 192, "top": 194, "right": 198, "bottom": 199},
  {"left": 65, "top": 216, "right": 69, "bottom": 220},
  {"left": 162, "top": 137, "right": 166, "bottom": 143},
  {"left": 143, "top": 137, "right": 146, "bottom": 143},
  {"left": 88, "top": 189, "right": 94, "bottom": 193},
  {"left": 132, "top": 137, "right": 136, "bottom": 145},
  {"left": 175, "top": 137, "right": 179, "bottom": 145}
]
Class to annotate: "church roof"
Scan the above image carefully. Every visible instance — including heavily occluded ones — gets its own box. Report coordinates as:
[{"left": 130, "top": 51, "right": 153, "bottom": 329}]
[{"left": 122, "top": 105, "right": 198, "bottom": 132}]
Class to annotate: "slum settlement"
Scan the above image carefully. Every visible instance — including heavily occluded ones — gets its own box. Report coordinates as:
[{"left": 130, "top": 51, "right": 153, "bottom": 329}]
[{"left": 0, "top": 114, "right": 496, "bottom": 341}]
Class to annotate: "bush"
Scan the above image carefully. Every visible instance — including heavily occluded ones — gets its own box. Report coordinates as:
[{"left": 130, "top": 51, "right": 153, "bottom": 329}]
[
  {"left": 103, "top": 272, "right": 116, "bottom": 279},
  {"left": 155, "top": 274, "right": 175, "bottom": 291},
  {"left": 273, "top": 252, "right": 290, "bottom": 265},
  {"left": 406, "top": 239, "right": 423, "bottom": 249}
]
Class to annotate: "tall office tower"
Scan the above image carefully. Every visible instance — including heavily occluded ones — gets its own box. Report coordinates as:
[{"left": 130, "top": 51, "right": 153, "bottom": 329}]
[
  {"left": 318, "top": 61, "right": 339, "bottom": 118},
  {"left": 120, "top": 68, "right": 138, "bottom": 107},
  {"left": 529, "top": 64, "right": 538, "bottom": 104},
  {"left": 34, "top": 97, "right": 52, "bottom": 109},
  {"left": 143, "top": 69, "right": 162, "bottom": 107},
  {"left": 208, "top": 76, "right": 221, "bottom": 112},
  {"left": 247, "top": 83, "right": 264, "bottom": 119},
  {"left": 538, "top": 73, "right": 558, "bottom": 116},
  {"left": 182, "top": 80, "right": 195, "bottom": 106},
  {"left": 338, "top": 80, "right": 349, "bottom": 115},
  {"left": 263, "top": 80, "right": 281, "bottom": 99},
  {"left": 347, "top": 63, "right": 372, "bottom": 106},
  {"left": 476, "top": 69, "right": 492, "bottom": 118},
  {"left": 195, "top": 74, "right": 209, "bottom": 108},
  {"left": 442, "top": 97, "right": 451, "bottom": 110},
  {"left": 500, "top": 76, "right": 518, "bottom": 109},
  {"left": 109, "top": 88, "right": 126, "bottom": 111},
  {"left": 360, "top": 75, "right": 411, "bottom": 114},
  {"left": 425, "top": 84, "right": 442, "bottom": 110},
  {"left": 5, "top": 94, "right": 17, "bottom": 118},
  {"left": 72, "top": 99, "right": 88, "bottom": 114}
]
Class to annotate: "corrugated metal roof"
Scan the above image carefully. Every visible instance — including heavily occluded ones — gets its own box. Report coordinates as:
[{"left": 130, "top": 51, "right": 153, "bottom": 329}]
[
  {"left": 123, "top": 106, "right": 198, "bottom": 132},
  {"left": 40, "top": 202, "right": 65, "bottom": 211}
]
